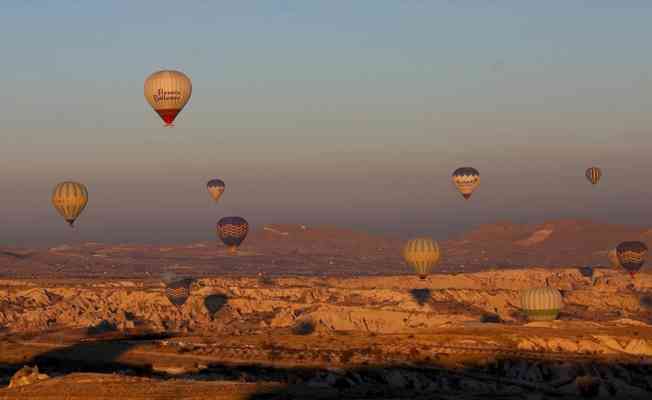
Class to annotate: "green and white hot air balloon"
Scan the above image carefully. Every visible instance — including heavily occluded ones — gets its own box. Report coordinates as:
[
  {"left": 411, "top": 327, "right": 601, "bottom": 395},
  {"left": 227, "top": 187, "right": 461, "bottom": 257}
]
[{"left": 520, "top": 287, "right": 563, "bottom": 321}]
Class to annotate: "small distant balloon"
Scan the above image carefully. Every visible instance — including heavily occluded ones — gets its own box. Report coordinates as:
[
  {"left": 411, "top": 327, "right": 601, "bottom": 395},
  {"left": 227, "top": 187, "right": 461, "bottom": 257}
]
[
  {"left": 402, "top": 238, "right": 441, "bottom": 280},
  {"left": 616, "top": 241, "right": 647, "bottom": 278},
  {"left": 206, "top": 179, "right": 226, "bottom": 203},
  {"left": 164, "top": 277, "right": 193, "bottom": 309},
  {"left": 217, "top": 216, "right": 249, "bottom": 254},
  {"left": 578, "top": 266, "right": 593, "bottom": 278},
  {"left": 585, "top": 167, "right": 602, "bottom": 185},
  {"left": 51, "top": 181, "right": 88, "bottom": 227},
  {"left": 144, "top": 70, "right": 192, "bottom": 127},
  {"left": 452, "top": 167, "right": 480, "bottom": 200}
]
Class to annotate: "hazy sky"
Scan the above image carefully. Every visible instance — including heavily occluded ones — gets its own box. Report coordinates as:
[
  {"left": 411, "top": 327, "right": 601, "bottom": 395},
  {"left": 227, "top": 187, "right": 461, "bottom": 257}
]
[{"left": 2, "top": 1, "right": 652, "bottom": 246}]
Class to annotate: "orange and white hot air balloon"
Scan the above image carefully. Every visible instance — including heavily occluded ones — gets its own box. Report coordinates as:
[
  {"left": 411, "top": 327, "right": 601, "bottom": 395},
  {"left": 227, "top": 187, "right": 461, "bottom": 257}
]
[
  {"left": 51, "top": 181, "right": 88, "bottom": 227},
  {"left": 144, "top": 70, "right": 192, "bottom": 127}
]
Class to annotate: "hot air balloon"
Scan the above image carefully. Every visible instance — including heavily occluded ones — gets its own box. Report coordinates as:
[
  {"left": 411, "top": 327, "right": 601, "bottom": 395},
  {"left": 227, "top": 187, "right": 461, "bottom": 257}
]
[
  {"left": 452, "top": 167, "right": 480, "bottom": 200},
  {"left": 144, "top": 70, "right": 192, "bottom": 127},
  {"left": 206, "top": 179, "right": 225, "bottom": 203},
  {"left": 217, "top": 216, "right": 249, "bottom": 254},
  {"left": 616, "top": 241, "right": 647, "bottom": 278},
  {"left": 578, "top": 266, "right": 593, "bottom": 278},
  {"left": 608, "top": 249, "right": 623, "bottom": 270},
  {"left": 402, "top": 238, "right": 441, "bottom": 280},
  {"left": 585, "top": 167, "right": 602, "bottom": 185},
  {"left": 51, "top": 181, "right": 88, "bottom": 227},
  {"left": 164, "top": 276, "right": 194, "bottom": 309},
  {"left": 520, "top": 287, "right": 563, "bottom": 321}
]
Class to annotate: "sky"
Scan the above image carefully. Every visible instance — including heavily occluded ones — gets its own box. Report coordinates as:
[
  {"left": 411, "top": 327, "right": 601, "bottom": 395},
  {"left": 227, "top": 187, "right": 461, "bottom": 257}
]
[{"left": 1, "top": 1, "right": 652, "bottom": 246}]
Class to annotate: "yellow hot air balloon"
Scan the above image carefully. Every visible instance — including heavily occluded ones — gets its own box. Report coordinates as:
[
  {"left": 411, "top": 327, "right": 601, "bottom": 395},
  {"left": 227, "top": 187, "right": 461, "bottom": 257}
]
[
  {"left": 144, "top": 70, "right": 192, "bottom": 127},
  {"left": 402, "top": 238, "right": 441, "bottom": 279},
  {"left": 52, "top": 181, "right": 88, "bottom": 227},
  {"left": 585, "top": 167, "right": 602, "bottom": 185}
]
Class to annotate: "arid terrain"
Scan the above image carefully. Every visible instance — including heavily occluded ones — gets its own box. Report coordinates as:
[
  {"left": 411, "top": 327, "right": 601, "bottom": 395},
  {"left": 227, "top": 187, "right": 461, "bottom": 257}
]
[{"left": 1, "top": 220, "right": 652, "bottom": 399}]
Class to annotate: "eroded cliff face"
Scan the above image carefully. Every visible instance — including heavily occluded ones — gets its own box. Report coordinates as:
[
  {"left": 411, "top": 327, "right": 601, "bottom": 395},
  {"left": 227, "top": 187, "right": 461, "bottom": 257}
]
[
  {"left": 1, "top": 269, "right": 652, "bottom": 399},
  {"left": 1, "top": 268, "right": 651, "bottom": 337}
]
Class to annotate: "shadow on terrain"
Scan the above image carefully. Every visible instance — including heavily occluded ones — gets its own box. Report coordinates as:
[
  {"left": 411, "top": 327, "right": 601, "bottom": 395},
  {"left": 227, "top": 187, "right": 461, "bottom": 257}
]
[
  {"left": 409, "top": 288, "right": 431, "bottom": 306},
  {"left": 203, "top": 294, "right": 228, "bottom": 318},
  {"left": 0, "top": 332, "right": 175, "bottom": 386},
  {"left": 1, "top": 335, "right": 652, "bottom": 399},
  {"left": 291, "top": 319, "right": 316, "bottom": 335},
  {"left": 0, "top": 251, "right": 33, "bottom": 260},
  {"left": 86, "top": 320, "right": 119, "bottom": 336},
  {"left": 640, "top": 295, "right": 652, "bottom": 311},
  {"left": 164, "top": 277, "right": 196, "bottom": 308},
  {"left": 238, "top": 359, "right": 652, "bottom": 399},
  {"left": 408, "top": 288, "right": 506, "bottom": 323},
  {"left": 27, "top": 332, "right": 175, "bottom": 378}
]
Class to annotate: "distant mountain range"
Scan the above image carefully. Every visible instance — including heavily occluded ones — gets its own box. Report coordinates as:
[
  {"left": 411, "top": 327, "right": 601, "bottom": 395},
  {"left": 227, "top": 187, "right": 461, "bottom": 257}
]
[{"left": 0, "top": 219, "right": 649, "bottom": 278}]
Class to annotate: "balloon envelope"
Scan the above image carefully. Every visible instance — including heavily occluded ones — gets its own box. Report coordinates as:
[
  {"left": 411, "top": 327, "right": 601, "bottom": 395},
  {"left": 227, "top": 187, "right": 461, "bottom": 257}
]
[
  {"left": 144, "top": 70, "right": 192, "bottom": 126},
  {"left": 578, "top": 266, "right": 593, "bottom": 278},
  {"left": 452, "top": 167, "right": 480, "bottom": 199},
  {"left": 165, "top": 278, "right": 193, "bottom": 308},
  {"left": 520, "top": 287, "right": 563, "bottom": 321},
  {"left": 402, "top": 238, "right": 441, "bottom": 279},
  {"left": 51, "top": 181, "right": 88, "bottom": 227},
  {"left": 206, "top": 179, "right": 226, "bottom": 203},
  {"left": 217, "top": 216, "right": 249, "bottom": 254},
  {"left": 616, "top": 241, "right": 647, "bottom": 277},
  {"left": 585, "top": 167, "right": 602, "bottom": 185}
]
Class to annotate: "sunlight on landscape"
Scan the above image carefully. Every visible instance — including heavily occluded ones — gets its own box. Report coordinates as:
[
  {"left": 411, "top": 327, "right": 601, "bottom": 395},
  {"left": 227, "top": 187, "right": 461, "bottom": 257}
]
[{"left": 1, "top": 1, "right": 652, "bottom": 399}]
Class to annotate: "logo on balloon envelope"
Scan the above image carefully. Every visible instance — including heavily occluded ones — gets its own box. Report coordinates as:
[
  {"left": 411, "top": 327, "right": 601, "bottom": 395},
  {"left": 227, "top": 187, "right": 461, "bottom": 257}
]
[
  {"left": 144, "top": 70, "right": 191, "bottom": 126},
  {"left": 153, "top": 89, "right": 182, "bottom": 103}
]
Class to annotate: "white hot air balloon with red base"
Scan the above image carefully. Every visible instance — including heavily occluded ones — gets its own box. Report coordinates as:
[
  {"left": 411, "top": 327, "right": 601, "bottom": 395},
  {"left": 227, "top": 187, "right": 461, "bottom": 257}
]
[{"left": 144, "top": 70, "right": 192, "bottom": 127}]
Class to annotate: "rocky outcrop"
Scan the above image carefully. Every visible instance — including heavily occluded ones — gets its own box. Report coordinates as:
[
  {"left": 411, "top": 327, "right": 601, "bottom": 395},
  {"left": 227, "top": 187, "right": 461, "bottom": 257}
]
[
  {"left": 8, "top": 366, "right": 48, "bottom": 388},
  {"left": 1, "top": 268, "right": 651, "bottom": 337}
]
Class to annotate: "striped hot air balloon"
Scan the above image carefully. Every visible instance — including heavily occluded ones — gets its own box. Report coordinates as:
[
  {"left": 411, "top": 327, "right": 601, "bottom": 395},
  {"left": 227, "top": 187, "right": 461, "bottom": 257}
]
[
  {"left": 217, "top": 216, "right": 249, "bottom": 254},
  {"left": 51, "top": 181, "right": 88, "bottom": 227},
  {"left": 402, "top": 238, "right": 441, "bottom": 280},
  {"left": 585, "top": 167, "right": 602, "bottom": 185},
  {"left": 452, "top": 167, "right": 480, "bottom": 200},
  {"left": 144, "top": 70, "right": 192, "bottom": 126},
  {"left": 616, "top": 241, "right": 647, "bottom": 278},
  {"left": 206, "top": 179, "right": 226, "bottom": 203},
  {"left": 520, "top": 287, "right": 563, "bottom": 321},
  {"left": 164, "top": 278, "right": 193, "bottom": 309},
  {"left": 578, "top": 266, "right": 593, "bottom": 278}
]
